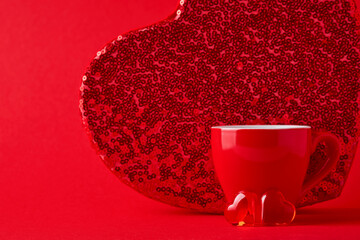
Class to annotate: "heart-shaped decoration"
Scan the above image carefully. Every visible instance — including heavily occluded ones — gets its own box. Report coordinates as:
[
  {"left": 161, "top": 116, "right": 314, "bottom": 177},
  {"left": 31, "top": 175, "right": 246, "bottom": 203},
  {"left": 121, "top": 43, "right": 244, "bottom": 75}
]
[
  {"left": 224, "top": 190, "right": 295, "bottom": 226},
  {"left": 224, "top": 191, "right": 257, "bottom": 226},
  {"left": 261, "top": 190, "right": 296, "bottom": 225},
  {"left": 80, "top": 0, "right": 360, "bottom": 213}
]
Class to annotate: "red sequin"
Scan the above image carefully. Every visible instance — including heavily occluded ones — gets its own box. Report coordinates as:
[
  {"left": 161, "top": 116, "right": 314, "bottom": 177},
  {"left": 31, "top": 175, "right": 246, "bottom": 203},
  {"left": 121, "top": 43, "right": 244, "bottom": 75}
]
[{"left": 80, "top": 0, "right": 360, "bottom": 213}]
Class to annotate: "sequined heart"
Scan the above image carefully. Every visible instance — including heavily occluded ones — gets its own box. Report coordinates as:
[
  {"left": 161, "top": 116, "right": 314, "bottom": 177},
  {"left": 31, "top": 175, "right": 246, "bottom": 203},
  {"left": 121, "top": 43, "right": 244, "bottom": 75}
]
[
  {"left": 261, "top": 190, "right": 296, "bottom": 225},
  {"left": 80, "top": 0, "right": 360, "bottom": 213}
]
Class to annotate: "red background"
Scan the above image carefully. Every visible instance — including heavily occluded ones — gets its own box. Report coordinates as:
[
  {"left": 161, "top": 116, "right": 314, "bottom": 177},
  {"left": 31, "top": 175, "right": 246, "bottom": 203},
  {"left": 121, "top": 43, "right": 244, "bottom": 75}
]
[{"left": 1, "top": 0, "right": 360, "bottom": 239}]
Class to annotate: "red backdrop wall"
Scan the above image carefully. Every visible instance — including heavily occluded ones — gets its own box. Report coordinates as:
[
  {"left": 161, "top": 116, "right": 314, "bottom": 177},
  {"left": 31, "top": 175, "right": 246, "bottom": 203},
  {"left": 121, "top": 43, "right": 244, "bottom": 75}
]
[{"left": 1, "top": 0, "right": 360, "bottom": 239}]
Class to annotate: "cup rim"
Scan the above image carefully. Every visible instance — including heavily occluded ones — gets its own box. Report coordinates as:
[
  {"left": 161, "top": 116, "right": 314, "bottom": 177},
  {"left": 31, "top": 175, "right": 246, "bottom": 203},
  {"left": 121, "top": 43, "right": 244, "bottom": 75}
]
[{"left": 211, "top": 125, "right": 311, "bottom": 130}]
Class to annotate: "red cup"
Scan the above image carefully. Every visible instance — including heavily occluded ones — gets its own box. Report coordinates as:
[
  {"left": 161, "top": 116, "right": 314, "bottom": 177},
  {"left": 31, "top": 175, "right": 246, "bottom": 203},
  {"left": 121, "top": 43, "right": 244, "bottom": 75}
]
[{"left": 211, "top": 125, "right": 340, "bottom": 206}]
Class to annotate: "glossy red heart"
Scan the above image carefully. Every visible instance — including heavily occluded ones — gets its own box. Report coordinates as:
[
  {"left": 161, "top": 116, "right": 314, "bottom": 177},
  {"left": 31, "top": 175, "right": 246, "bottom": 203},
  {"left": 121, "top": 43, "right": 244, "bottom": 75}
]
[
  {"left": 80, "top": 0, "right": 360, "bottom": 213},
  {"left": 224, "top": 191, "right": 257, "bottom": 226},
  {"left": 261, "top": 190, "right": 296, "bottom": 225}
]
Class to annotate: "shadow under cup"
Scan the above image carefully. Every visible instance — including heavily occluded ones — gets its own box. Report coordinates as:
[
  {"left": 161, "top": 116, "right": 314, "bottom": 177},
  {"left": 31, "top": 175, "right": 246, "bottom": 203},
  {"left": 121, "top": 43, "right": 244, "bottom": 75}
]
[{"left": 211, "top": 125, "right": 312, "bottom": 205}]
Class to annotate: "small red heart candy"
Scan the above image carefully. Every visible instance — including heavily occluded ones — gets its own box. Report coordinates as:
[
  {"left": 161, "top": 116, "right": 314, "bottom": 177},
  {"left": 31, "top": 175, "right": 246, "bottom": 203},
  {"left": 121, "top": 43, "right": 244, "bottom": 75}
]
[
  {"left": 224, "top": 191, "right": 257, "bottom": 226},
  {"left": 261, "top": 190, "right": 296, "bottom": 225}
]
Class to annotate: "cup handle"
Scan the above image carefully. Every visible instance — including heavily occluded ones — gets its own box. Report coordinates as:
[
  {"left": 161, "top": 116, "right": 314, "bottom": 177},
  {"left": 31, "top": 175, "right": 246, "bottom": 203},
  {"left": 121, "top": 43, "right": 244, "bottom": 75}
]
[{"left": 301, "top": 132, "right": 340, "bottom": 195}]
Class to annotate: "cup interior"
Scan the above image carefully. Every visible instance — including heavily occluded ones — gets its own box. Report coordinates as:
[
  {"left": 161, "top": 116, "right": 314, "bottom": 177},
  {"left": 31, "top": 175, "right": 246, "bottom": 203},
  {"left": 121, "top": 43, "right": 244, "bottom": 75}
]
[{"left": 211, "top": 125, "right": 311, "bottom": 130}]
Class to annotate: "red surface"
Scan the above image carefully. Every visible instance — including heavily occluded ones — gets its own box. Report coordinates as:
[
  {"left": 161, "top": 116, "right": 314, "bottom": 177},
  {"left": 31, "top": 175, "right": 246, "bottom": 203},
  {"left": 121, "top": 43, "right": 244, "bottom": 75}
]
[{"left": 1, "top": 0, "right": 360, "bottom": 239}]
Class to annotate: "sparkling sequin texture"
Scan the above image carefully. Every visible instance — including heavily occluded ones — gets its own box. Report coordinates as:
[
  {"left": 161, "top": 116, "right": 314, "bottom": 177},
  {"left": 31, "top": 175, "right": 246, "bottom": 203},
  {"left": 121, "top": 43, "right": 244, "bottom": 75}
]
[{"left": 80, "top": 0, "right": 360, "bottom": 213}]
